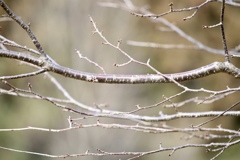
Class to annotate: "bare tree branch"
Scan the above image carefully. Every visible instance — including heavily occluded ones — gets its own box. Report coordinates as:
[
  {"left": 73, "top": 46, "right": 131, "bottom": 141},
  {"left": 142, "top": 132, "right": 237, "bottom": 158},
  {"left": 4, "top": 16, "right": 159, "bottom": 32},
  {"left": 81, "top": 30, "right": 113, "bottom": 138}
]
[{"left": 1, "top": 0, "right": 240, "bottom": 159}]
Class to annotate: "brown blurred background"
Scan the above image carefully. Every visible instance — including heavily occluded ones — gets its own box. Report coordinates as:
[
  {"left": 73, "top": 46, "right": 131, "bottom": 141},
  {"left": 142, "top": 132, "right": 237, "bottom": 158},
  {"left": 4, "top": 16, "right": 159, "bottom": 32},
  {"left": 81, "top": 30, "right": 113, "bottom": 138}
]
[{"left": 0, "top": 0, "right": 240, "bottom": 160}]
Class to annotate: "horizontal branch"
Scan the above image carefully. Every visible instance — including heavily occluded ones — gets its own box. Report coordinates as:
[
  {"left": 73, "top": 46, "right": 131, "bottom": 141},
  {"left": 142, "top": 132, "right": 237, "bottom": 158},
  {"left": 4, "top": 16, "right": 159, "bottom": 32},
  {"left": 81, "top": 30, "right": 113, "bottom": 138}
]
[
  {"left": 1, "top": 49, "right": 240, "bottom": 84},
  {"left": 95, "top": 111, "right": 240, "bottom": 122},
  {"left": 1, "top": 139, "right": 239, "bottom": 159},
  {"left": 1, "top": 123, "right": 239, "bottom": 136},
  {"left": 1, "top": 83, "right": 240, "bottom": 122}
]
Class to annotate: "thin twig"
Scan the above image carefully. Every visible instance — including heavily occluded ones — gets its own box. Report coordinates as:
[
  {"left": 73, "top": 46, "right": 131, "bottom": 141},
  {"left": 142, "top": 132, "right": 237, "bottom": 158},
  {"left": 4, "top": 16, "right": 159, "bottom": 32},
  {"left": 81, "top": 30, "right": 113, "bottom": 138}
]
[
  {"left": 0, "top": 69, "right": 45, "bottom": 80},
  {"left": 194, "top": 100, "right": 240, "bottom": 127},
  {"left": 220, "top": 0, "right": 230, "bottom": 62}
]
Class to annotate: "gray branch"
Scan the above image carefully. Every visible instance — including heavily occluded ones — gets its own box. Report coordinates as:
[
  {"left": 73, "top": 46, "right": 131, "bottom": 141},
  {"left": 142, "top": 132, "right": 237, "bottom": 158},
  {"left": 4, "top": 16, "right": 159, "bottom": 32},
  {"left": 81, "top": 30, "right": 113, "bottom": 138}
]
[{"left": 1, "top": 49, "right": 240, "bottom": 84}]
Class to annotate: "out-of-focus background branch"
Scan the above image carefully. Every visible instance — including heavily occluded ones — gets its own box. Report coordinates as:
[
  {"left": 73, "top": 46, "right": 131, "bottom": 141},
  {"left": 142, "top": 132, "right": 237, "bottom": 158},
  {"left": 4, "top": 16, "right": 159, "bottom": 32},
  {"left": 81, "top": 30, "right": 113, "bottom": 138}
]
[{"left": 0, "top": 0, "right": 240, "bottom": 160}]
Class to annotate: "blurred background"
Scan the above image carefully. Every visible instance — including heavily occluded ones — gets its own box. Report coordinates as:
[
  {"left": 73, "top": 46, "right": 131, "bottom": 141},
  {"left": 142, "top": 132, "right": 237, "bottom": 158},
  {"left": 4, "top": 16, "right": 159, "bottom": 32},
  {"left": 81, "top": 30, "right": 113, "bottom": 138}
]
[{"left": 0, "top": 0, "right": 240, "bottom": 159}]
